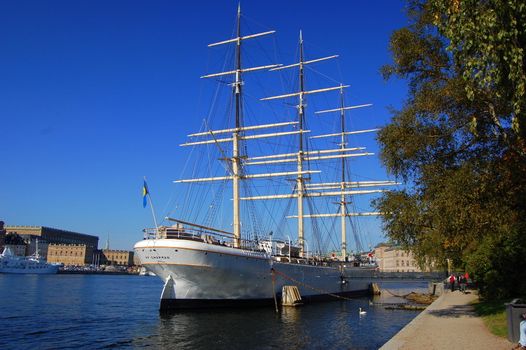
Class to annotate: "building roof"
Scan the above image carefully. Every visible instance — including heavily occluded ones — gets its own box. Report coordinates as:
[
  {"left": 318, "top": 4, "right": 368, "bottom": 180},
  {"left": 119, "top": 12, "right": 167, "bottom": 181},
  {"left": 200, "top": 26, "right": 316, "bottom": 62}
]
[{"left": 6, "top": 225, "right": 98, "bottom": 240}]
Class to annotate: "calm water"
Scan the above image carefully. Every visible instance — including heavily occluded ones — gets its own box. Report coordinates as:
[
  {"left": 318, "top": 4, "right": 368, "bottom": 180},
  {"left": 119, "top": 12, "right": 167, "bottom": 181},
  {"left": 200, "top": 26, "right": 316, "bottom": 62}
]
[{"left": 0, "top": 274, "right": 427, "bottom": 349}]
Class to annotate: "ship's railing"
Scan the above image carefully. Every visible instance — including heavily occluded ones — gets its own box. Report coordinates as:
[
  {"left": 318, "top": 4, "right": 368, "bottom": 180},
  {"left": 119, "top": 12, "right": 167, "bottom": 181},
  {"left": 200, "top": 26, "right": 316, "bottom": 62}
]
[
  {"left": 142, "top": 226, "right": 268, "bottom": 253},
  {"left": 142, "top": 227, "right": 376, "bottom": 263}
]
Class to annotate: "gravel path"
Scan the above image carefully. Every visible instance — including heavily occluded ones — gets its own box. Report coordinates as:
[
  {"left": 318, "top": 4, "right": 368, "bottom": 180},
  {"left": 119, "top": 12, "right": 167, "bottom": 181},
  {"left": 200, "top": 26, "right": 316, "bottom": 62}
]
[{"left": 380, "top": 290, "right": 514, "bottom": 349}]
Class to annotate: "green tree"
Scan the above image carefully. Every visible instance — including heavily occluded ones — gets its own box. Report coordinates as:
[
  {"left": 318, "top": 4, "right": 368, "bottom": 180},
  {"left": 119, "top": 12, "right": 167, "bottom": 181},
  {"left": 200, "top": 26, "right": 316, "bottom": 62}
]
[
  {"left": 376, "top": 0, "right": 526, "bottom": 298},
  {"left": 431, "top": 0, "right": 526, "bottom": 139}
]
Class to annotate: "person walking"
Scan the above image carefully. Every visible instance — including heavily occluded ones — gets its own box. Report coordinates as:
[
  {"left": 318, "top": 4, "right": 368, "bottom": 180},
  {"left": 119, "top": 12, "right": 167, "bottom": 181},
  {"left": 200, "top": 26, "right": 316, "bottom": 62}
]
[
  {"left": 449, "top": 274, "right": 456, "bottom": 292},
  {"left": 459, "top": 274, "right": 467, "bottom": 293}
]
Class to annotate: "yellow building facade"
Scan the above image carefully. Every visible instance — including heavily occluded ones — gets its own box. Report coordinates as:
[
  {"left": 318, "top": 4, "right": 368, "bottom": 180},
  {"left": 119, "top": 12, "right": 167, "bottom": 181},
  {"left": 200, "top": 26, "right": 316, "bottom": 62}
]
[
  {"left": 5, "top": 225, "right": 99, "bottom": 260},
  {"left": 101, "top": 249, "right": 134, "bottom": 266},
  {"left": 47, "top": 244, "right": 94, "bottom": 265},
  {"left": 374, "top": 243, "right": 428, "bottom": 273}
]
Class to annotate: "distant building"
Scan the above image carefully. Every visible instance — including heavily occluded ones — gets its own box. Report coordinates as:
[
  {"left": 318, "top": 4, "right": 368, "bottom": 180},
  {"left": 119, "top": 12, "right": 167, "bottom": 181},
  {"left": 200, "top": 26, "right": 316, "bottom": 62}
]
[
  {"left": 5, "top": 226, "right": 99, "bottom": 260},
  {"left": 47, "top": 244, "right": 95, "bottom": 265},
  {"left": 374, "top": 243, "right": 431, "bottom": 273},
  {"left": 101, "top": 249, "right": 134, "bottom": 266}
]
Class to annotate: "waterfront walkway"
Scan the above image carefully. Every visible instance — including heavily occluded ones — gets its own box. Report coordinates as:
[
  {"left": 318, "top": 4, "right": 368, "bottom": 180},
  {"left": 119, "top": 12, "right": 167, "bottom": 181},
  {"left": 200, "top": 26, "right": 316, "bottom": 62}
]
[{"left": 380, "top": 289, "right": 514, "bottom": 350}]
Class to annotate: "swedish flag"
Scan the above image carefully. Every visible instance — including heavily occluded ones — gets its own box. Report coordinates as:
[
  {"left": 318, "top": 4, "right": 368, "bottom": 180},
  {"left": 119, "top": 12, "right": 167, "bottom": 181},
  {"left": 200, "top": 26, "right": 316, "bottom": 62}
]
[{"left": 142, "top": 180, "right": 149, "bottom": 208}]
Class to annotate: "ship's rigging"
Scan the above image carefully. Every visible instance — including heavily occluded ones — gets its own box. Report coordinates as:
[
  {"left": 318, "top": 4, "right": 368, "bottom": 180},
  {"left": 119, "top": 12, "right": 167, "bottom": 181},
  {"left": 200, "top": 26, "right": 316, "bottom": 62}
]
[{"left": 169, "top": 5, "right": 397, "bottom": 259}]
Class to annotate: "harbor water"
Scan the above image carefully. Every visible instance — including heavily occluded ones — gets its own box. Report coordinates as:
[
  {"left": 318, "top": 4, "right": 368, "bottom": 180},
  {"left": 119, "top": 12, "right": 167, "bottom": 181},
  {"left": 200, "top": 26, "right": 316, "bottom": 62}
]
[{"left": 0, "top": 274, "right": 429, "bottom": 349}]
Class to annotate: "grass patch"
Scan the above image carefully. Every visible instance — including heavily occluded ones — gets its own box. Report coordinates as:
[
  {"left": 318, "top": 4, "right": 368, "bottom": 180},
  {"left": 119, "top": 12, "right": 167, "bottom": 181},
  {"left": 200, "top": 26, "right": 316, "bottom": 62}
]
[{"left": 473, "top": 299, "right": 508, "bottom": 338}]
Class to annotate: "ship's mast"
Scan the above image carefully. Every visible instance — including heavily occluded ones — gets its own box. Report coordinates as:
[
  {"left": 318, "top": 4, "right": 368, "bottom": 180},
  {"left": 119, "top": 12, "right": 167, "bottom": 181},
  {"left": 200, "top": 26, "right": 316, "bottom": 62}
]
[
  {"left": 232, "top": 4, "right": 242, "bottom": 248},
  {"left": 297, "top": 30, "right": 306, "bottom": 256},
  {"left": 256, "top": 37, "right": 352, "bottom": 257},
  {"left": 312, "top": 99, "right": 401, "bottom": 260},
  {"left": 179, "top": 6, "right": 310, "bottom": 249},
  {"left": 339, "top": 85, "right": 347, "bottom": 260}
]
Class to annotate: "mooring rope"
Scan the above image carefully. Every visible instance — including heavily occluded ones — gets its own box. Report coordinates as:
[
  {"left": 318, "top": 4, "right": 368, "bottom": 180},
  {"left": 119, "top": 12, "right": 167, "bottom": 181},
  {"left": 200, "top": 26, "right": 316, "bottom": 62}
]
[
  {"left": 271, "top": 268, "right": 355, "bottom": 302},
  {"left": 271, "top": 268, "right": 279, "bottom": 313}
]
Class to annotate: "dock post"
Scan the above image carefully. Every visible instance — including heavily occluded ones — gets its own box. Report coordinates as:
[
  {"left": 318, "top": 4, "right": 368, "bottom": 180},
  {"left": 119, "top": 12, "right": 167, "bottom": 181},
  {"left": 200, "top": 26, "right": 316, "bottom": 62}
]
[
  {"left": 282, "top": 286, "right": 303, "bottom": 306},
  {"left": 370, "top": 282, "right": 381, "bottom": 295}
]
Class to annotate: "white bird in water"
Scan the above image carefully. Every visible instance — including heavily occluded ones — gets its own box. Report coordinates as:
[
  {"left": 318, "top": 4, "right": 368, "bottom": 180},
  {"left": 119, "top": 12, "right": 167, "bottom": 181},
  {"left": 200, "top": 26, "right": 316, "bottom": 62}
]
[{"left": 359, "top": 307, "right": 367, "bottom": 315}]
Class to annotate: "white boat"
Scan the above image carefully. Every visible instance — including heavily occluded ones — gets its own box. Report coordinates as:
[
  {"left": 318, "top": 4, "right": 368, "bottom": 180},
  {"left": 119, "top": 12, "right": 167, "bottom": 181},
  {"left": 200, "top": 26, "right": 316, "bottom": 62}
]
[
  {"left": 0, "top": 246, "right": 59, "bottom": 274},
  {"left": 134, "top": 5, "right": 395, "bottom": 310},
  {"left": 138, "top": 266, "right": 156, "bottom": 277}
]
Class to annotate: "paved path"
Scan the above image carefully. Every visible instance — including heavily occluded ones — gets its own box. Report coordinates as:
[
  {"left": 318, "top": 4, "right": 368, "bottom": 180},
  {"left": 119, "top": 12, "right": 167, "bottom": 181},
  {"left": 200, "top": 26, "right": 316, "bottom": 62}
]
[{"left": 380, "top": 290, "right": 514, "bottom": 350}]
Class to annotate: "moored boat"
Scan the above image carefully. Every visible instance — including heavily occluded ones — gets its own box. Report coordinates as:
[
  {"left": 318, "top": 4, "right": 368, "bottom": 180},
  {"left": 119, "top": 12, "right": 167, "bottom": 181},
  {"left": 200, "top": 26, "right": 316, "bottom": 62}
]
[{"left": 0, "top": 246, "right": 59, "bottom": 274}]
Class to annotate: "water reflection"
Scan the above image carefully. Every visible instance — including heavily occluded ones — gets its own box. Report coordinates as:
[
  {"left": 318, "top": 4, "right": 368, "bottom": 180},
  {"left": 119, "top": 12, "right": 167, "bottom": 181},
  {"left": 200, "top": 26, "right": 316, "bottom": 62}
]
[{"left": 151, "top": 294, "right": 422, "bottom": 350}]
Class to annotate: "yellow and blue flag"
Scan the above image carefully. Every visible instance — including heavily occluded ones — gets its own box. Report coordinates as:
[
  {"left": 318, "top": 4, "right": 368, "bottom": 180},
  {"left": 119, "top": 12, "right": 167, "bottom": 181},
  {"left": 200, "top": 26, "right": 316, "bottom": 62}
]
[{"left": 142, "top": 180, "right": 149, "bottom": 208}]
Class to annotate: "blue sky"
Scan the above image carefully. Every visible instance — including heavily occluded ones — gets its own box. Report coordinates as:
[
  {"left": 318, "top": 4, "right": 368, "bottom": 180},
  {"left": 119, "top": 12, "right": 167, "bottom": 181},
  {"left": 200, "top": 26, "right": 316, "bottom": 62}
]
[{"left": 0, "top": 0, "right": 409, "bottom": 250}]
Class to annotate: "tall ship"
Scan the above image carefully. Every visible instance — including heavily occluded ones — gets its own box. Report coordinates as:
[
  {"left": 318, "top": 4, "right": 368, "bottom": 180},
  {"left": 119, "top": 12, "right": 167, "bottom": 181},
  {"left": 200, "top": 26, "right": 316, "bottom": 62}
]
[{"left": 134, "top": 6, "right": 397, "bottom": 310}]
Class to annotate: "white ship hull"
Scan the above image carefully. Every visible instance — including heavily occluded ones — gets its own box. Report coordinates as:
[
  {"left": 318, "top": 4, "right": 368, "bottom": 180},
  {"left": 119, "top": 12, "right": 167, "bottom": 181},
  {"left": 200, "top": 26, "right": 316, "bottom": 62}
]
[{"left": 134, "top": 238, "right": 374, "bottom": 309}]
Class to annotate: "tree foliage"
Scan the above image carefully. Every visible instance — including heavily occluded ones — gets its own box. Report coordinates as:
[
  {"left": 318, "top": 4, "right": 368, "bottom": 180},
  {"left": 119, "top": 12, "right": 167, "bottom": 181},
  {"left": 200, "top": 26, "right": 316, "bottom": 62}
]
[
  {"left": 376, "top": 0, "right": 526, "bottom": 298},
  {"left": 431, "top": 0, "right": 526, "bottom": 137}
]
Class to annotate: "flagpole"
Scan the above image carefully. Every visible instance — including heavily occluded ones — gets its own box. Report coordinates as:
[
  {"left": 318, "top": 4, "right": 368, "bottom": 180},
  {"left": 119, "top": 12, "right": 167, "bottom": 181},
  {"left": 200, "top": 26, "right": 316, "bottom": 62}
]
[{"left": 144, "top": 177, "right": 160, "bottom": 239}]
